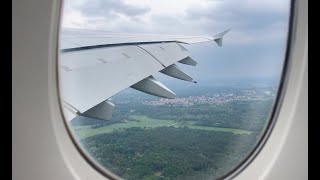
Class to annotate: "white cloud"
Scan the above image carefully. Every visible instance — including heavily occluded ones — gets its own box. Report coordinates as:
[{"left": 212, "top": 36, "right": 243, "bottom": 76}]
[
  {"left": 61, "top": 0, "right": 290, "bottom": 45},
  {"left": 61, "top": 10, "right": 88, "bottom": 28},
  {"left": 244, "top": 0, "right": 291, "bottom": 12},
  {"left": 60, "top": 0, "right": 291, "bottom": 81}
]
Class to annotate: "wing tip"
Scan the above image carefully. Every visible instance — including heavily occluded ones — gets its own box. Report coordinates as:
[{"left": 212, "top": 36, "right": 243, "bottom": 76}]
[{"left": 212, "top": 29, "right": 231, "bottom": 47}]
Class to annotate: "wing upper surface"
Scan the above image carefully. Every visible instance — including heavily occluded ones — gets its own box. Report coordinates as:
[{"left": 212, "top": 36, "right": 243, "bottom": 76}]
[
  {"left": 59, "top": 28, "right": 230, "bottom": 120},
  {"left": 60, "top": 28, "right": 229, "bottom": 50}
]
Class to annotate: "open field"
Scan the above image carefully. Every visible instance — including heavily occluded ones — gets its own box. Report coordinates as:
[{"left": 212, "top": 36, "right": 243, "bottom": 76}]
[{"left": 71, "top": 115, "right": 253, "bottom": 139}]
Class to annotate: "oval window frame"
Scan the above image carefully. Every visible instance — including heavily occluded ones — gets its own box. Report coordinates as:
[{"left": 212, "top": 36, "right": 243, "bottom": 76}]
[{"left": 54, "top": 0, "right": 297, "bottom": 179}]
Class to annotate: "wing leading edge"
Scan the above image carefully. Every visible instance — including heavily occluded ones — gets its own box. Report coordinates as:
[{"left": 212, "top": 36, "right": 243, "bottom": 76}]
[{"left": 59, "top": 28, "right": 230, "bottom": 121}]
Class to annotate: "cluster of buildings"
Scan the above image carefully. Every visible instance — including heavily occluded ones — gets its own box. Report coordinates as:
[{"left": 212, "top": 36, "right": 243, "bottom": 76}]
[{"left": 142, "top": 89, "right": 276, "bottom": 107}]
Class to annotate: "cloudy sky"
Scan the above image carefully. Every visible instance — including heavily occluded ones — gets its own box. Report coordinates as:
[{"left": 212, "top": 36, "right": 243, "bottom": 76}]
[{"left": 61, "top": 0, "right": 291, "bottom": 87}]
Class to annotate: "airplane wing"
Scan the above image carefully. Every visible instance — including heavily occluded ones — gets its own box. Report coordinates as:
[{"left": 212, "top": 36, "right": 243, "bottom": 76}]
[{"left": 59, "top": 28, "right": 230, "bottom": 121}]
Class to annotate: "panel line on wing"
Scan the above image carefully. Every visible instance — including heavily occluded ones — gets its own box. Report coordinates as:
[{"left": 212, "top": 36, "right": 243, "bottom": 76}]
[
  {"left": 61, "top": 41, "right": 180, "bottom": 53},
  {"left": 63, "top": 100, "right": 80, "bottom": 113},
  {"left": 135, "top": 45, "right": 166, "bottom": 68},
  {"left": 138, "top": 43, "right": 191, "bottom": 67}
]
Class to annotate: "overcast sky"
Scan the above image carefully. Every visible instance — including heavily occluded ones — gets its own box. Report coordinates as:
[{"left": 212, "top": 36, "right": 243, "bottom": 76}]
[{"left": 61, "top": 0, "right": 291, "bottom": 87}]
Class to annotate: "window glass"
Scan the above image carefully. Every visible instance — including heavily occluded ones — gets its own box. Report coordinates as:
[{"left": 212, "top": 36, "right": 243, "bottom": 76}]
[{"left": 59, "top": 0, "right": 291, "bottom": 179}]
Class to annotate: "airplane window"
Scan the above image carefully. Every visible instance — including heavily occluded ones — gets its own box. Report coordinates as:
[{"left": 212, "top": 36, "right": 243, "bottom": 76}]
[{"left": 58, "top": 0, "right": 291, "bottom": 179}]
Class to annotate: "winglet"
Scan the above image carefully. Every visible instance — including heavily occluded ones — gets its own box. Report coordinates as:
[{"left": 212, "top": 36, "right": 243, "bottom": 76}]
[{"left": 212, "top": 29, "right": 231, "bottom": 47}]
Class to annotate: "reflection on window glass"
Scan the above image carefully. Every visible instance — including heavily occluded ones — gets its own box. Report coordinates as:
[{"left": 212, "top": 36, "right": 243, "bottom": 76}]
[{"left": 59, "top": 0, "right": 290, "bottom": 179}]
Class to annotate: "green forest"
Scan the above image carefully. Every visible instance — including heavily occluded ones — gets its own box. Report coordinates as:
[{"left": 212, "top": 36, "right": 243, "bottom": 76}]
[
  {"left": 81, "top": 127, "right": 258, "bottom": 180},
  {"left": 70, "top": 86, "right": 276, "bottom": 179}
]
